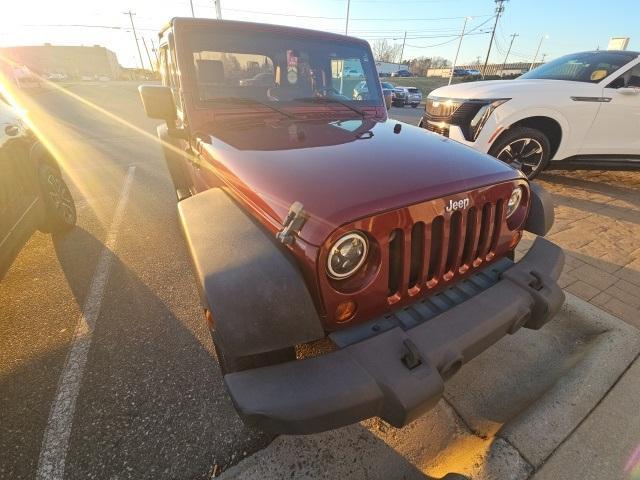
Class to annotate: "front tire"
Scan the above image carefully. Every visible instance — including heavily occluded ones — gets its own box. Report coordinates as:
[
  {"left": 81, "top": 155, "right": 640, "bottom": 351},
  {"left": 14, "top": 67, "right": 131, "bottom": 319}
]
[
  {"left": 38, "top": 164, "right": 77, "bottom": 233},
  {"left": 488, "top": 127, "right": 551, "bottom": 179}
]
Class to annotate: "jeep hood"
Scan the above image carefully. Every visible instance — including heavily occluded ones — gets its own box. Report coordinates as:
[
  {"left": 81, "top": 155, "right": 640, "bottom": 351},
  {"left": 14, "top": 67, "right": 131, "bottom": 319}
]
[
  {"left": 430, "top": 78, "right": 590, "bottom": 100},
  {"left": 200, "top": 117, "right": 521, "bottom": 246}
]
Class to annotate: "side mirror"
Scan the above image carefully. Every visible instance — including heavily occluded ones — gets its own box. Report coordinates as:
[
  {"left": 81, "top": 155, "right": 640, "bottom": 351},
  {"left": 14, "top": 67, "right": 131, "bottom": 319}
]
[
  {"left": 138, "top": 85, "right": 177, "bottom": 121},
  {"left": 618, "top": 87, "right": 640, "bottom": 95}
]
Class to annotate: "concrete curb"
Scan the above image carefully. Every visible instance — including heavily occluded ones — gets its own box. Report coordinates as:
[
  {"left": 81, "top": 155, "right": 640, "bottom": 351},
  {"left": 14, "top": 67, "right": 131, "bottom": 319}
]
[
  {"left": 445, "top": 292, "right": 640, "bottom": 468},
  {"left": 219, "top": 293, "right": 640, "bottom": 479}
]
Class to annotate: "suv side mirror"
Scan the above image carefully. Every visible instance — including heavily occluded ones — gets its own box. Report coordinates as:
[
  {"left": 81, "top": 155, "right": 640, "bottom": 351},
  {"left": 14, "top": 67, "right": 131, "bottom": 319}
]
[{"left": 139, "top": 85, "right": 177, "bottom": 121}]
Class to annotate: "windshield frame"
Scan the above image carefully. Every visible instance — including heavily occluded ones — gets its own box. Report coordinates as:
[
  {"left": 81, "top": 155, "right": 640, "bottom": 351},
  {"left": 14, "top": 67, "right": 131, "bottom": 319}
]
[{"left": 520, "top": 51, "right": 639, "bottom": 84}]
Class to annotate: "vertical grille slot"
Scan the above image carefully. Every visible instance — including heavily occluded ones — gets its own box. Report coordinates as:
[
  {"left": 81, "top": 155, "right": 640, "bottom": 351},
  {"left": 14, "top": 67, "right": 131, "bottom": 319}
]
[
  {"left": 476, "top": 203, "right": 494, "bottom": 259},
  {"left": 388, "top": 229, "right": 404, "bottom": 296},
  {"left": 461, "top": 207, "right": 478, "bottom": 267},
  {"left": 445, "top": 211, "right": 462, "bottom": 273},
  {"left": 409, "top": 222, "right": 425, "bottom": 287},
  {"left": 427, "top": 216, "right": 444, "bottom": 280},
  {"left": 490, "top": 199, "right": 504, "bottom": 252}
]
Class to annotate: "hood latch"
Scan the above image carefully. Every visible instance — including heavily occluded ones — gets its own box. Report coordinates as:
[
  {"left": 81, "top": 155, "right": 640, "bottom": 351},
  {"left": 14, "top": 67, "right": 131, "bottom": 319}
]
[{"left": 276, "top": 201, "right": 308, "bottom": 245}]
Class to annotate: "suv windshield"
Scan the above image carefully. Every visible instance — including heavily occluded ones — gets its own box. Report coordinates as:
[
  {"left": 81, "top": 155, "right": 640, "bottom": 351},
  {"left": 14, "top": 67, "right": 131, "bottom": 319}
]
[
  {"left": 187, "top": 30, "right": 382, "bottom": 107},
  {"left": 520, "top": 51, "right": 637, "bottom": 83}
]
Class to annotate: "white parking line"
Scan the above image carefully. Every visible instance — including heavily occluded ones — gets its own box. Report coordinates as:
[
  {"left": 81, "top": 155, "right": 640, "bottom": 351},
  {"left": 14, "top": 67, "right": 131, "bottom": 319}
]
[{"left": 36, "top": 165, "right": 136, "bottom": 480}]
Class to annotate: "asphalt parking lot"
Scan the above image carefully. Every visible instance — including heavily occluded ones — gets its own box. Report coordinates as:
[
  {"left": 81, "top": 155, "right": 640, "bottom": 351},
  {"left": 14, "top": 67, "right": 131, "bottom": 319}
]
[{"left": 1, "top": 82, "right": 639, "bottom": 479}]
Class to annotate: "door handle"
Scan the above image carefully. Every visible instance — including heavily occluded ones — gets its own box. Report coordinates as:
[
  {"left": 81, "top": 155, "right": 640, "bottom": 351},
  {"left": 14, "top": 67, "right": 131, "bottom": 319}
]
[{"left": 4, "top": 124, "right": 20, "bottom": 136}]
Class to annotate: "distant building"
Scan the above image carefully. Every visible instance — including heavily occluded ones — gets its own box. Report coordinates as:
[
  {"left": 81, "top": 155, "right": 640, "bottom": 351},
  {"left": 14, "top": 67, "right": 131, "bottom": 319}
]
[
  {"left": 0, "top": 44, "right": 121, "bottom": 80},
  {"left": 608, "top": 37, "right": 630, "bottom": 51},
  {"left": 375, "top": 61, "right": 406, "bottom": 75}
]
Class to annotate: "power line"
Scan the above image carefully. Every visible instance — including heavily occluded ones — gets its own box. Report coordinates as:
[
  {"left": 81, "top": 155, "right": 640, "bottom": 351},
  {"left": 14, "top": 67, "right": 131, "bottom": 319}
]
[{"left": 222, "top": 8, "right": 492, "bottom": 21}]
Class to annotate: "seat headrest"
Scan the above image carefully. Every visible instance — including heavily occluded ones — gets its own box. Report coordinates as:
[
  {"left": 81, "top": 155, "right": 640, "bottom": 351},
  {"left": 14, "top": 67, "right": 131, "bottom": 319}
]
[{"left": 197, "top": 60, "right": 225, "bottom": 83}]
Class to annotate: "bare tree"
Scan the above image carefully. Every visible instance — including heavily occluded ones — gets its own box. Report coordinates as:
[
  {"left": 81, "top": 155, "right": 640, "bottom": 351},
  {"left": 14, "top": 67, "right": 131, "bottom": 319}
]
[{"left": 371, "top": 39, "right": 403, "bottom": 63}]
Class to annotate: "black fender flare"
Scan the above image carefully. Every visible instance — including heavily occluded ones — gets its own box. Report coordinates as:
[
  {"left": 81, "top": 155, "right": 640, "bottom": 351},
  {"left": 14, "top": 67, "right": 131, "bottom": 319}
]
[
  {"left": 525, "top": 182, "right": 555, "bottom": 236},
  {"left": 157, "top": 124, "right": 191, "bottom": 193},
  {"left": 178, "top": 188, "right": 325, "bottom": 358}
]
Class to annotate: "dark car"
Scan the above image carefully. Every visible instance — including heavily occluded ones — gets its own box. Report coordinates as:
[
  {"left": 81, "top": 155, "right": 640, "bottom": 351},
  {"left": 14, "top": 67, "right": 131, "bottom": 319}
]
[
  {"left": 140, "top": 18, "right": 564, "bottom": 435},
  {"left": 354, "top": 81, "right": 395, "bottom": 109},
  {"left": 0, "top": 94, "right": 76, "bottom": 280},
  {"left": 391, "top": 69, "right": 412, "bottom": 77}
]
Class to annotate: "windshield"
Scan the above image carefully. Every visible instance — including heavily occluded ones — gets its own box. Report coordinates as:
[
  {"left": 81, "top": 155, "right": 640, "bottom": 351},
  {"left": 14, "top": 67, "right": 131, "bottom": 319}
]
[
  {"left": 520, "top": 51, "right": 637, "bottom": 83},
  {"left": 187, "top": 30, "right": 382, "bottom": 107}
]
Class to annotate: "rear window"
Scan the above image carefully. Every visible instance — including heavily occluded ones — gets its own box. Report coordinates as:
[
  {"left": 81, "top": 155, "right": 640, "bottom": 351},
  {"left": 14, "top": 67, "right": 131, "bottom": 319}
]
[{"left": 407, "top": 88, "right": 419, "bottom": 93}]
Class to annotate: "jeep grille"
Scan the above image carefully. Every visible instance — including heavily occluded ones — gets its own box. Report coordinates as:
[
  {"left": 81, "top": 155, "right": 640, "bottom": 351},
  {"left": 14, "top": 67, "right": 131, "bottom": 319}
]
[{"left": 387, "top": 199, "right": 504, "bottom": 302}]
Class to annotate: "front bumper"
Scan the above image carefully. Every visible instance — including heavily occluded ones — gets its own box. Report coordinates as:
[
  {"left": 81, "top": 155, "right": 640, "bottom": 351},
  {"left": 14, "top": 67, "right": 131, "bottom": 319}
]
[{"left": 225, "top": 237, "right": 564, "bottom": 435}]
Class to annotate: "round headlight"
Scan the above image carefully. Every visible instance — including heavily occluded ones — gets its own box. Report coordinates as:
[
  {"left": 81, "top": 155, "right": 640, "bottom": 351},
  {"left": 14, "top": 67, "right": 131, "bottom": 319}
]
[
  {"left": 506, "top": 187, "right": 523, "bottom": 218},
  {"left": 327, "top": 232, "right": 369, "bottom": 280}
]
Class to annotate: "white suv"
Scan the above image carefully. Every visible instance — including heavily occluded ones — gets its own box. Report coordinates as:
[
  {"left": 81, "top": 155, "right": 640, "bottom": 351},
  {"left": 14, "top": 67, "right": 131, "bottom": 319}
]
[{"left": 420, "top": 50, "right": 640, "bottom": 178}]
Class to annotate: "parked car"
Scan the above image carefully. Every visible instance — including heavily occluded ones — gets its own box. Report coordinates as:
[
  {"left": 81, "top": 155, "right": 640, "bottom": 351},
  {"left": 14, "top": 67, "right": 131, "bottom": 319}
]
[
  {"left": 344, "top": 69, "right": 362, "bottom": 78},
  {"left": 392, "top": 87, "right": 406, "bottom": 106},
  {"left": 421, "top": 50, "right": 640, "bottom": 178},
  {"left": 395, "top": 86, "right": 422, "bottom": 107},
  {"left": 140, "top": 17, "right": 564, "bottom": 435},
  {"left": 0, "top": 94, "right": 77, "bottom": 280},
  {"left": 391, "top": 69, "right": 412, "bottom": 77},
  {"left": 466, "top": 69, "right": 481, "bottom": 76},
  {"left": 239, "top": 72, "right": 276, "bottom": 87},
  {"left": 353, "top": 80, "right": 395, "bottom": 109},
  {"left": 46, "top": 73, "right": 67, "bottom": 82},
  {"left": 451, "top": 68, "right": 469, "bottom": 77}
]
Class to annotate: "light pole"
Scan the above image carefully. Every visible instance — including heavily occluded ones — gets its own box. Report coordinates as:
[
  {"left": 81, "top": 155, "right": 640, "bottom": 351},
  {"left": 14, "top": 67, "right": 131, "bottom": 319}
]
[
  {"left": 449, "top": 16, "right": 471, "bottom": 85},
  {"left": 213, "top": 0, "right": 222, "bottom": 19},
  {"left": 530, "top": 34, "right": 548, "bottom": 71},
  {"left": 345, "top": 0, "right": 351, "bottom": 35}
]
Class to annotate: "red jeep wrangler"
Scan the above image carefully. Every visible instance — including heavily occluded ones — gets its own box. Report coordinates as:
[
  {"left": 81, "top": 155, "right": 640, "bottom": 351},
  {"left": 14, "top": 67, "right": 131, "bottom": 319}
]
[{"left": 140, "top": 18, "right": 564, "bottom": 434}]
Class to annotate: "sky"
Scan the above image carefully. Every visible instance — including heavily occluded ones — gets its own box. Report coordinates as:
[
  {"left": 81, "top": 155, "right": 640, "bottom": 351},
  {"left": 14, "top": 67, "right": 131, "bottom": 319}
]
[{"left": 1, "top": 0, "right": 638, "bottom": 69}]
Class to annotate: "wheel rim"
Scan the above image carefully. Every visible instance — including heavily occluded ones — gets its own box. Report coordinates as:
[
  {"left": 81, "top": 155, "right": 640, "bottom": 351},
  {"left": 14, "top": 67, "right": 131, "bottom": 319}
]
[
  {"left": 45, "top": 173, "right": 75, "bottom": 224},
  {"left": 496, "top": 138, "right": 544, "bottom": 177}
]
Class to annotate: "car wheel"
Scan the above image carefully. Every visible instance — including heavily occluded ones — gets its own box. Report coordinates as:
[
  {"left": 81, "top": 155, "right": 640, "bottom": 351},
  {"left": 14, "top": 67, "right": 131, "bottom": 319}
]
[
  {"left": 411, "top": 104, "right": 418, "bottom": 108},
  {"left": 38, "top": 164, "right": 77, "bottom": 233},
  {"left": 488, "top": 127, "right": 551, "bottom": 179}
]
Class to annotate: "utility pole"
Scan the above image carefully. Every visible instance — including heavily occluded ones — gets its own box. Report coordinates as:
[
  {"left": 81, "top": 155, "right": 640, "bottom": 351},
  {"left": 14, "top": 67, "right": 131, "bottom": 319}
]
[
  {"left": 149, "top": 37, "right": 159, "bottom": 64},
  {"left": 540, "top": 53, "right": 547, "bottom": 63},
  {"left": 500, "top": 32, "right": 518, "bottom": 76},
  {"left": 345, "top": 0, "right": 351, "bottom": 35},
  {"left": 449, "top": 16, "right": 470, "bottom": 85},
  {"left": 124, "top": 10, "right": 145, "bottom": 71},
  {"left": 530, "top": 34, "right": 548, "bottom": 70},
  {"left": 213, "top": 0, "right": 222, "bottom": 19},
  {"left": 189, "top": 0, "right": 195, "bottom": 16},
  {"left": 481, "top": 0, "right": 507, "bottom": 78},
  {"left": 141, "top": 37, "right": 154, "bottom": 73},
  {"left": 399, "top": 31, "right": 407, "bottom": 63}
]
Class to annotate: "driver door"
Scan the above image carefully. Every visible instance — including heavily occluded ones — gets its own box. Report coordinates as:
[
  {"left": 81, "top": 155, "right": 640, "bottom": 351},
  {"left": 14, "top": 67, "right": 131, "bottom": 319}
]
[{"left": 580, "top": 62, "right": 640, "bottom": 156}]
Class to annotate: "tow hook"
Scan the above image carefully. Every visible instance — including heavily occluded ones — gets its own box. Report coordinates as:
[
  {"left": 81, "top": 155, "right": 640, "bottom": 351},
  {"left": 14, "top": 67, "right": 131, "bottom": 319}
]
[{"left": 401, "top": 339, "right": 422, "bottom": 370}]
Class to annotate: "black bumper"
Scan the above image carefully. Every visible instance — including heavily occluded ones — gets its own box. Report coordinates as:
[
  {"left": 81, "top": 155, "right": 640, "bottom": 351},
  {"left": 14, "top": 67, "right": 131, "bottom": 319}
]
[{"left": 225, "top": 237, "right": 564, "bottom": 435}]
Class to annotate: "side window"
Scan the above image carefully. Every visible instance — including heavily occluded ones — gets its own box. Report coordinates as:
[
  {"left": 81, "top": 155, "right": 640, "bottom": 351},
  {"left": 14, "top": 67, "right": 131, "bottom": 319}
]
[
  {"left": 165, "top": 44, "right": 182, "bottom": 111},
  {"left": 607, "top": 64, "right": 640, "bottom": 89},
  {"left": 159, "top": 46, "right": 169, "bottom": 87}
]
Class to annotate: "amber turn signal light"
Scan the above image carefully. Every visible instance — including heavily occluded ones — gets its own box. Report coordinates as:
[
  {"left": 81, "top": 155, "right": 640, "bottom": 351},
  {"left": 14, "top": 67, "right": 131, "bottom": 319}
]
[{"left": 336, "top": 300, "right": 357, "bottom": 323}]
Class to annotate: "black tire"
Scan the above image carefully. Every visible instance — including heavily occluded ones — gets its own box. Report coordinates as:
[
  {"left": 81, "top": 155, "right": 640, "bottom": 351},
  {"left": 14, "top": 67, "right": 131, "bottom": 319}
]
[
  {"left": 212, "top": 335, "right": 295, "bottom": 375},
  {"left": 488, "top": 126, "right": 551, "bottom": 179},
  {"left": 411, "top": 104, "right": 418, "bottom": 108},
  {"left": 38, "top": 164, "right": 77, "bottom": 233}
]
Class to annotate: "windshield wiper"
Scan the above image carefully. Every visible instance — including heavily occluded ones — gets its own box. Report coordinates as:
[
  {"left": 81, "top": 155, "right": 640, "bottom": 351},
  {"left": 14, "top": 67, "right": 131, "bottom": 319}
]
[
  {"left": 211, "top": 96, "right": 295, "bottom": 119},
  {"left": 294, "top": 96, "right": 366, "bottom": 118}
]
